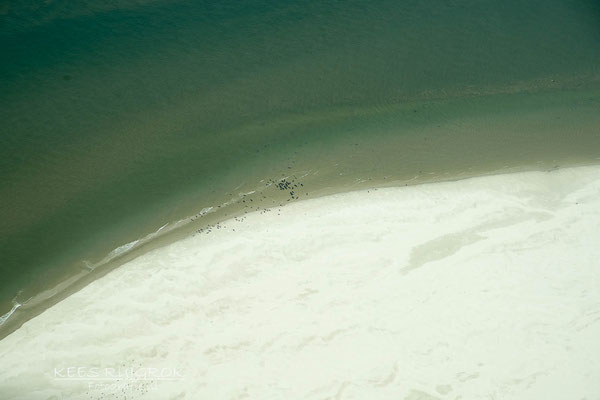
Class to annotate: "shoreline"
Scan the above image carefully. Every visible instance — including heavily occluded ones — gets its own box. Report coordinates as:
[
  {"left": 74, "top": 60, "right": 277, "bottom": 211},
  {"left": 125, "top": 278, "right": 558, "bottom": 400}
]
[
  {"left": 1, "top": 159, "right": 599, "bottom": 339},
  {"left": 2, "top": 84, "right": 600, "bottom": 320},
  {"left": 1, "top": 164, "right": 600, "bottom": 398}
]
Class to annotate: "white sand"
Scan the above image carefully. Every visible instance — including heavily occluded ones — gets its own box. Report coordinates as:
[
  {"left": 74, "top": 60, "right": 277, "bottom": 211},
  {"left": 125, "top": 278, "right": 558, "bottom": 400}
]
[{"left": 1, "top": 166, "right": 600, "bottom": 400}]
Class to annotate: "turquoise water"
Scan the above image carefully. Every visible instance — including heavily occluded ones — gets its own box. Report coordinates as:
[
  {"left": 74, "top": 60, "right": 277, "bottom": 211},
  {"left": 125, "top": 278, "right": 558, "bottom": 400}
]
[{"left": 1, "top": 0, "right": 599, "bottom": 326}]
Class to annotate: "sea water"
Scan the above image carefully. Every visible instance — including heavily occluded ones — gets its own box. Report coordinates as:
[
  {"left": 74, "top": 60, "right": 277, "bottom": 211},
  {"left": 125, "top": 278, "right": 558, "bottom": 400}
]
[{"left": 1, "top": 0, "right": 599, "bottom": 328}]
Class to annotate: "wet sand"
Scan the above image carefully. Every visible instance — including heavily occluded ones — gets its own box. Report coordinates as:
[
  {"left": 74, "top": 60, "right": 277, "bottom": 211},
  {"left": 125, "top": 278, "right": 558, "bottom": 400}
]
[{"left": 1, "top": 165, "right": 599, "bottom": 399}]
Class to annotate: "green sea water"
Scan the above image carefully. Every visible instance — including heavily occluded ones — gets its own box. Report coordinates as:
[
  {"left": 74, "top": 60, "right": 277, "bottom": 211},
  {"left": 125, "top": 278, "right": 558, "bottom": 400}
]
[{"left": 1, "top": 0, "right": 599, "bottom": 328}]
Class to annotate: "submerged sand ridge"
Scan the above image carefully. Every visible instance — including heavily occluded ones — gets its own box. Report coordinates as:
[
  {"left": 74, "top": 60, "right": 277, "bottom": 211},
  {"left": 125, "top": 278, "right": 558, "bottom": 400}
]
[{"left": 1, "top": 166, "right": 600, "bottom": 399}]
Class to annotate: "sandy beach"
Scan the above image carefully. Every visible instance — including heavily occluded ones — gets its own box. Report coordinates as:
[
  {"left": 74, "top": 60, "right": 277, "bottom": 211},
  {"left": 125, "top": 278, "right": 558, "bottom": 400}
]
[{"left": 1, "top": 166, "right": 599, "bottom": 399}]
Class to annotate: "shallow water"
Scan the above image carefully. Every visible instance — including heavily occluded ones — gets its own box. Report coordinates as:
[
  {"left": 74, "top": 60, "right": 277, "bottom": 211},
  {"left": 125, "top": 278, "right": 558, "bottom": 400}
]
[{"left": 1, "top": 0, "right": 599, "bottom": 323}]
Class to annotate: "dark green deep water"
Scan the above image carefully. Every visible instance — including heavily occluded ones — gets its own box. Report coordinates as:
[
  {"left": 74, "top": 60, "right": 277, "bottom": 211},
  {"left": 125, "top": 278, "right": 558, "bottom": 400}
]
[{"left": 1, "top": 0, "right": 599, "bottom": 325}]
